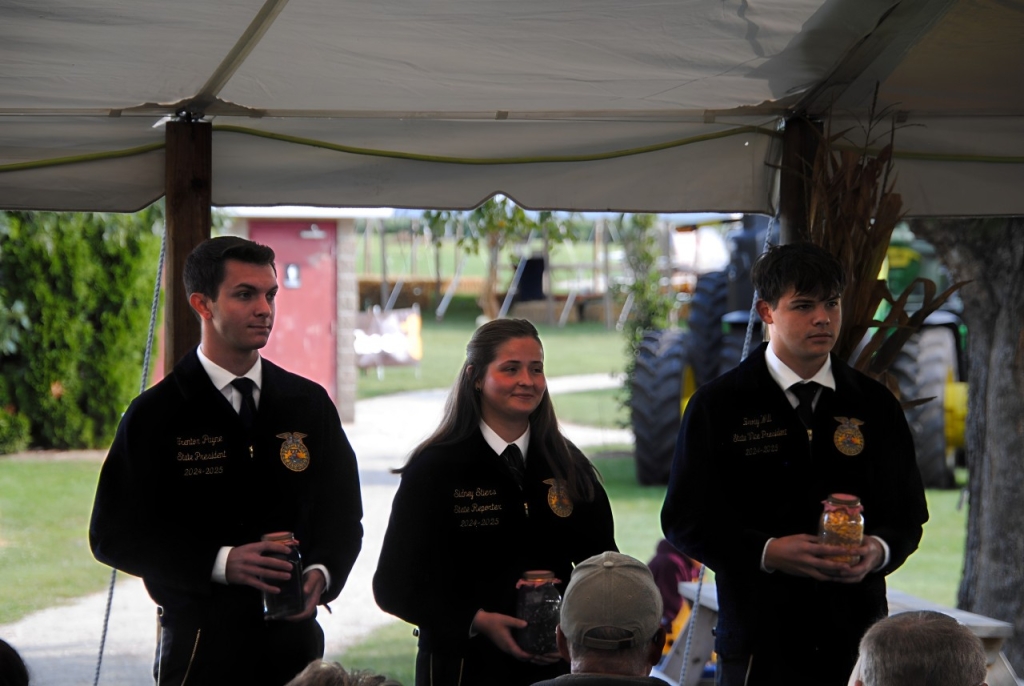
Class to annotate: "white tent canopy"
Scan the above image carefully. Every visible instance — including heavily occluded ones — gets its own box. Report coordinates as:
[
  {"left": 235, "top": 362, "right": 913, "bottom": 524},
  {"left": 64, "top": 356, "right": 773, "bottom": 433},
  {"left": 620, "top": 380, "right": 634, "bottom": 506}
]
[{"left": 2, "top": 0, "right": 1022, "bottom": 215}]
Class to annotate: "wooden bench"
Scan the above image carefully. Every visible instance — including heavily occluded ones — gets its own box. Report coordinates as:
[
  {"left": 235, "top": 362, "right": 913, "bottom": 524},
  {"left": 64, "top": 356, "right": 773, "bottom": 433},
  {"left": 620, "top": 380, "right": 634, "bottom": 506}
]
[{"left": 651, "top": 582, "right": 1019, "bottom": 686}]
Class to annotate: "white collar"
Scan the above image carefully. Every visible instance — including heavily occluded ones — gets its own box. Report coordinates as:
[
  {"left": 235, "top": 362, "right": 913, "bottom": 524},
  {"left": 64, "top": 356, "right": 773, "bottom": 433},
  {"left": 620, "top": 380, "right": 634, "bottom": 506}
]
[
  {"left": 196, "top": 347, "right": 262, "bottom": 392},
  {"left": 480, "top": 420, "right": 530, "bottom": 461},
  {"left": 764, "top": 344, "right": 835, "bottom": 393}
]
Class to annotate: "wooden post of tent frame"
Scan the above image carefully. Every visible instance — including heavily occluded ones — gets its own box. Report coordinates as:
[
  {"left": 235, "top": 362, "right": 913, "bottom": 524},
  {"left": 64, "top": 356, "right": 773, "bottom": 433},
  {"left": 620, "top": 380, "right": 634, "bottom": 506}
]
[
  {"left": 164, "top": 118, "right": 212, "bottom": 375},
  {"left": 779, "top": 116, "right": 820, "bottom": 245}
]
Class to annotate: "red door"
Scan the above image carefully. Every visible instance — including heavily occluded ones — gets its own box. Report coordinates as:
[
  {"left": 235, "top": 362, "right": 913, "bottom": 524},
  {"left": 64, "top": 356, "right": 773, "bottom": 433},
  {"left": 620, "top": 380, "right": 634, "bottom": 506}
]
[{"left": 248, "top": 220, "right": 338, "bottom": 401}]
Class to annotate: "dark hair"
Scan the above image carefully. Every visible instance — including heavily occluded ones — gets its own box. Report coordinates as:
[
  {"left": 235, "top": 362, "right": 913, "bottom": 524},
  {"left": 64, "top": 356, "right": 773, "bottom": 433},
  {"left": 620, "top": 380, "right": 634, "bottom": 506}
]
[
  {"left": 401, "top": 318, "right": 598, "bottom": 503},
  {"left": 750, "top": 242, "right": 846, "bottom": 308},
  {"left": 183, "top": 236, "right": 276, "bottom": 301},
  {"left": 0, "top": 638, "right": 29, "bottom": 686}
]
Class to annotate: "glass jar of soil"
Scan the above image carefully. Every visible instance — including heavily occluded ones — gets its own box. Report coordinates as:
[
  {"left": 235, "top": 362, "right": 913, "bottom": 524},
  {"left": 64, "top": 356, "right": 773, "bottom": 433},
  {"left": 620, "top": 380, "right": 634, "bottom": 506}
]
[
  {"left": 514, "top": 570, "right": 562, "bottom": 655},
  {"left": 261, "top": 531, "right": 306, "bottom": 620}
]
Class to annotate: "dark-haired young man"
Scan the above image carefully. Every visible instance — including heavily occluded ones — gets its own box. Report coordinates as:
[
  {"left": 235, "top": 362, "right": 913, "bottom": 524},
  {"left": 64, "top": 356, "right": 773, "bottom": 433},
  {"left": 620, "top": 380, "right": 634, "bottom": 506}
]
[
  {"left": 661, "top": 242, "right": 928, "bottom": 685},
  {"left": 91, "top": 236, "right": 363, "bottom": 686}
]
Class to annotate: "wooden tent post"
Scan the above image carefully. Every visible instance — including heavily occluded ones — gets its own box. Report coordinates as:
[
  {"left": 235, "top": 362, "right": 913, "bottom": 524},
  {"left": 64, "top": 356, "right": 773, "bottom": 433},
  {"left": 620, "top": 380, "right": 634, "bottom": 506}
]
[
  {"left": 164, "top": 119, "right": 212, "bottom": 375},
  {"left": 779, "top": 116, "right": 820, "bottom": 245}
]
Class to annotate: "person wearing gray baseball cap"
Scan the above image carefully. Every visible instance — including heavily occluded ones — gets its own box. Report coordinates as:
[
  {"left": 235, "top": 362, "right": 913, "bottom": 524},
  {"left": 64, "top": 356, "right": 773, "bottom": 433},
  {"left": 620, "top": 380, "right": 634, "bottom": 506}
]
[{"left": 531, "top": 551, "right": 667, "bottom": 685}]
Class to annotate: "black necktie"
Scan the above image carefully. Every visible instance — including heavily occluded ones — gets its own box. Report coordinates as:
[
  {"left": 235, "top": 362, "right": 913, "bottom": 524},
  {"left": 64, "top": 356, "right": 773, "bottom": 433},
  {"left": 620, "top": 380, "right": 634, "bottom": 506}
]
[
  {"left": 231, "top": 377, "right": 258, "bottom": 432},
  {"left": 502, "top": 444, "right": 525, "bottom": 490},
  {"left": 790, "top": 381, "right": 821, "bottom": 439}
]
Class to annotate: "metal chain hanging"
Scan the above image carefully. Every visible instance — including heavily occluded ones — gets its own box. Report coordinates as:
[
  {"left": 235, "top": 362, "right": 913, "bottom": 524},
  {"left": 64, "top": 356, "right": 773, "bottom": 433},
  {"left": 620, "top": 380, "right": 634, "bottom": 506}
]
[
  {"left": 93, "top": 224, "right": 167, "bottom": 686},
  {"left": 741, "top": 214, "right": 778, "bottom": 361}
]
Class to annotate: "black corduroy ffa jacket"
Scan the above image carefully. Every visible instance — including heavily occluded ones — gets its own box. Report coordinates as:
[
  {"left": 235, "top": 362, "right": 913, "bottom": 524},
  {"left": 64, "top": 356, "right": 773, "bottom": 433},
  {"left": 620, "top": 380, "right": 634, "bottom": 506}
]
[
  {"left": 90, "top": 348, "right": 363, "bottom": 624},
  {"left": 661, "top": 343, "right": 927, "bottom": 684}
]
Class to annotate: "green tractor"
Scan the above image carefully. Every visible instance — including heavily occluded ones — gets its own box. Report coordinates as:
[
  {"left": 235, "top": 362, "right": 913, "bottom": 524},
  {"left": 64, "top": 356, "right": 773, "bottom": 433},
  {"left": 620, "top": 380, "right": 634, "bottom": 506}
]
[{"left": 883, "top": 224, "right": 968, "bottom": 489}]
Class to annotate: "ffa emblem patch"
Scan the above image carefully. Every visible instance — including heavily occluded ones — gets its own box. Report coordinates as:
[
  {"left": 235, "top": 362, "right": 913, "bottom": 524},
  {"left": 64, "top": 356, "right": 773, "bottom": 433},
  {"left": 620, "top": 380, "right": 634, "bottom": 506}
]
[
  {"left": 833, "top": 417, "right": 865, "bottom": 456},
  {"left": 277, "top": 432, "right": 310, "bottom": 472},
  {"left": 543, "top": 478, "right": 573, "bottom": 518}
]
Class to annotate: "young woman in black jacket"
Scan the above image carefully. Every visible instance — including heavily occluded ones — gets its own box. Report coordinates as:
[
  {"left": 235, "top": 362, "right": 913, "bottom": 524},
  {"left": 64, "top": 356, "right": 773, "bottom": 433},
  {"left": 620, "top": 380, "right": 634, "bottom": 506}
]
[{"left": 374, "top": 318, "right": 617, "bottom": 686}]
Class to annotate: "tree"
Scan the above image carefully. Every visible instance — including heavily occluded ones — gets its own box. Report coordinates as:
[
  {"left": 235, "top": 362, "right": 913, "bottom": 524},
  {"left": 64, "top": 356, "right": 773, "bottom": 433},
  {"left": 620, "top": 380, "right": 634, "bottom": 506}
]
[
  {"left": 613, "top": 213, "right": 675, "bottom": 410},
  {"left": 909, "top": 216, "right": 1024, "bottom": 674},
  {"left": 422, "top": 209, "right": 461, "bottom": 302},
  {"left": 613, "top": 214, "right": 671, "bottom": 359},
  {"left": 463, "top": 197, "right": 538, "bottom": 320},
  {"left": 424, "top": 198, "right": 536, "bottom": 320}
]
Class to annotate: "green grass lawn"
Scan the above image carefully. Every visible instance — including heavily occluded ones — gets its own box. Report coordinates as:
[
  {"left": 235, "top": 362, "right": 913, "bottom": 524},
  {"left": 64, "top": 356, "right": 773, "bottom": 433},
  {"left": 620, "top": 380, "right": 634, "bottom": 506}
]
[
  {"left": 552, "top": 388, "right": 629, "bottom": 429},
  {"left": 886, "top": 486, "right": 968, "bottom": 606},
  {"left": 0, "top": 460, "right": 112, "bottom": 624},
  {"left": 333, "top": 620, "right": 418, "bottom": 685}
]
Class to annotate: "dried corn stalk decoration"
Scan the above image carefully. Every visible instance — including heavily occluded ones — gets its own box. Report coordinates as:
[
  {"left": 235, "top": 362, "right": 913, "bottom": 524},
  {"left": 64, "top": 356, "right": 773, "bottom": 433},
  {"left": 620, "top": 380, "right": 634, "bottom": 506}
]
[{"left": 799, "top": 87, "right": 967, "bottom": 402}]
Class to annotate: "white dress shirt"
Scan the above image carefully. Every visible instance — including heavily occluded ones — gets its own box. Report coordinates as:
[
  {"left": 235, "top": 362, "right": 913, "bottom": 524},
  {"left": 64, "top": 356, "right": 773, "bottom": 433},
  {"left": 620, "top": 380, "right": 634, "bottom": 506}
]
[{"left": 479, "top": 420, "right": 530, "bottom": 462}]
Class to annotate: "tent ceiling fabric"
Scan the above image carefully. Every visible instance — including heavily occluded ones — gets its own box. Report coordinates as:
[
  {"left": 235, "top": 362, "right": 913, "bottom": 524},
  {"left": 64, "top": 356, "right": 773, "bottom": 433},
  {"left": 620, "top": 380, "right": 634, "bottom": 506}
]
[{"left": 1, "top": 0, "right": 1021, "bottom": 215}]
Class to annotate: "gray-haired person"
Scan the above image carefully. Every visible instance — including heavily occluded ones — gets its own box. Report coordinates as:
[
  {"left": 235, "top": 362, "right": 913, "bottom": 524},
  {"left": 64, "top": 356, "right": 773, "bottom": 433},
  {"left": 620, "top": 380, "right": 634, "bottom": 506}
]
[{"left": 849, "top": 610, "right": 988, "bottom": 686}]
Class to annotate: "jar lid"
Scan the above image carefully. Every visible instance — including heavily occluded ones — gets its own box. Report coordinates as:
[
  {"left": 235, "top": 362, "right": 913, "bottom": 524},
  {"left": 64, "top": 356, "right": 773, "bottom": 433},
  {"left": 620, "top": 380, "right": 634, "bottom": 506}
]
[
  {"left": 827, "top": 493, "right": 860, "bottom": 506},
  {"left": 522, "top": 570, "right": 556, "bottom": 581},
  {"left": 261, "top": 531, "right": 296, "bottom": 542}
]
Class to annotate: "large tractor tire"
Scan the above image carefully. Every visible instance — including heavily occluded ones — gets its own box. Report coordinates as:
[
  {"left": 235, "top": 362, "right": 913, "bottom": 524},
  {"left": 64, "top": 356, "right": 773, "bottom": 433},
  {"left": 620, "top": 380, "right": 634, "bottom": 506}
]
[
  {"left": 718, "top": 311, "right": 761, "bottom": 377},
  {"left": 687, "top": 271, "right": 729, "bottom": 387},
  {"left": 891, "top": 326, "right": 959, "bottom": 489},
  {"left": 631, "top": 329, "right": 689, "bottom": 485}
]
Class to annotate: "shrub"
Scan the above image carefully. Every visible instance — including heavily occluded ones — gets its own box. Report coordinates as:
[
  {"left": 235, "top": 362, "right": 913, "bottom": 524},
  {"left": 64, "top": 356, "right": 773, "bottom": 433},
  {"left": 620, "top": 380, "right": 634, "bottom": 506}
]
[
  {"left": 612, "top": 214, "right": 675, "bottom": 415},
  {"left": 0, "top": 208, "right": 162, "bottom": 449},
  {"left": 82, "top": 209, "right": 164, "bottom": 441},
  {"left": 0, "top": 405, "right": 31, "bottom": 455}
]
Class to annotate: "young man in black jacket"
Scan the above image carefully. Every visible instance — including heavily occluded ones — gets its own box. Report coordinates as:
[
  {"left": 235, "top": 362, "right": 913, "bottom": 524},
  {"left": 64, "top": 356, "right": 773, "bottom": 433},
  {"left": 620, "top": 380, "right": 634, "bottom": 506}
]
[
  {"left": 91, "top": 236, "right": 363, "bottom": 686},
  {"left": 661, "top": 242, "right": 928, "bottom": 685}
]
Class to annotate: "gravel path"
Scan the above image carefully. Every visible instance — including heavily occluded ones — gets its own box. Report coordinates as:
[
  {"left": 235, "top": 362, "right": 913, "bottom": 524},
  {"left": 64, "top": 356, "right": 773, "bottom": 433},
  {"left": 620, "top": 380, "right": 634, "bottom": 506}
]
[{"left": 1, "top": 374, "right": 631, "bottom": 685}]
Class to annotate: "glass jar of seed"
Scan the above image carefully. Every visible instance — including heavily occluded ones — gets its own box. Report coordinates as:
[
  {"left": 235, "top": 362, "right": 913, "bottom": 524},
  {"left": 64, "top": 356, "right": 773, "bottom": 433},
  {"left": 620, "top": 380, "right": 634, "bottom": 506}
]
[{"left": 819, "top": 493, "right": 864, "bottom": 564}]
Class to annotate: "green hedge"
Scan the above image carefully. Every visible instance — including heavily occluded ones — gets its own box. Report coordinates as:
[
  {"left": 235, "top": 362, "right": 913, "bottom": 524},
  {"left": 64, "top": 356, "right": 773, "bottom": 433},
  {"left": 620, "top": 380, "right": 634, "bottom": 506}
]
[
  {"left": 0, "top": 208, "right": 162, "bottom": 451},
  {"left": 0, "top": 356, "right": 30, "bottom": 453},
  {"left": 0, "top": 405, "right": 30, "bottom": 454}
]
